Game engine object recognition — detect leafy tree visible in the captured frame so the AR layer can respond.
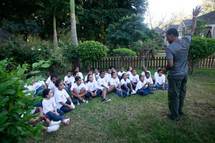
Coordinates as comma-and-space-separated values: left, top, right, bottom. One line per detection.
70, 0, 78, 46
76, 0, 148, 43
107, 15, 153, 48
38, 0, 69, 48
202, 0, 215, 13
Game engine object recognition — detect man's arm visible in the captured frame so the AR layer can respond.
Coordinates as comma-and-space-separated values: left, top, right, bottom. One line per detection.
190, 6, 202, 36
165, 47, 174, 70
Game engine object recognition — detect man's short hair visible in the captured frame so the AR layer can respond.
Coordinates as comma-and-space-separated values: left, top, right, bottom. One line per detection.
166, 28, 179, 37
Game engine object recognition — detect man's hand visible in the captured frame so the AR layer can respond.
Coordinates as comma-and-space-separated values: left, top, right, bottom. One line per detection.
193, 6, 202, 17
191, 6, 202, 35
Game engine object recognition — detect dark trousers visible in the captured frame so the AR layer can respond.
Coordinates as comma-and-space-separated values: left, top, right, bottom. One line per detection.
60, 100, 72, 113
46, 109, 64, 121
168, 76, 187, 118
136, 87, 151, 96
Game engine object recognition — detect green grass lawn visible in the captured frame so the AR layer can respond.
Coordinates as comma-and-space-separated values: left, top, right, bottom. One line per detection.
41, 69, 215, 143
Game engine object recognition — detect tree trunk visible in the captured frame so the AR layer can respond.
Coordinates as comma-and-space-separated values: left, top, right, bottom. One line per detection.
70, 0, 78, 46
53, 14, 58, 48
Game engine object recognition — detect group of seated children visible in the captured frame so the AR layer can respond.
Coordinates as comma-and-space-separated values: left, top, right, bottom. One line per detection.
27, 66, 167, 133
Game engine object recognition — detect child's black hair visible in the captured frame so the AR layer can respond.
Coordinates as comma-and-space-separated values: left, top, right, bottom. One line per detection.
121, 73, 127, 80
158, 69, 163, 73
145, 71, 150, 76
86, 74, 92, 83
75, 76, 81, 82
111, 71, 116, 76
55, 79, 62, 88
50, 74, 58, 80
42, 89, 50, 98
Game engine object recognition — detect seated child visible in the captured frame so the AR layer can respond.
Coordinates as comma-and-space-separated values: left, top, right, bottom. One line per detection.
118, 67, 126, 79
154, 69, 166, 90
97, 71, 112, 102
74, 67, 84, 80
145, 71, 154, 88
120, 73, 136, 96
85, 74, 103, 98
47, 74, 58, 94
94, 68, 100, 81
153, 67, 161, 82
64, 71, 75, 89
109, 71, 120, 92
126, 66, 133, 79
129, 69, 139, 89
84, 70, 96, 82
42, 89, 70, 125
71, 76, 88, 104
55, 79, 75, 113
105, 69, 112, 83
135, 75, 152, 96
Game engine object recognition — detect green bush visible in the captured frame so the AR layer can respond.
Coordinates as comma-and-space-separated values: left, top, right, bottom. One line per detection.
0, 36, 51, 65
189, 37, 215, 62
189, 37, 215, 72
77, 41, 108, 65
0, 60, 42, 142
112, 48, 136, 56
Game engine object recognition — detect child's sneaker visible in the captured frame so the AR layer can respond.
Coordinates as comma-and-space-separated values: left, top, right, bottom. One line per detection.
62, 118, 70, 125
131, 90, 136, 95
102, 98, 111, 103
50, 120, 61, 126
47, 125, 60, 133
83, 99, 88, 104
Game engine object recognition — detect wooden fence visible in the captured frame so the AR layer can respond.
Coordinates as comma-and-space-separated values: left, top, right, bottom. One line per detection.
91, 56, 215, 70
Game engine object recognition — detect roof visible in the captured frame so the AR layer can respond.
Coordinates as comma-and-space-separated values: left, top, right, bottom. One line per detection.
166, 24, 179, 31
198, 11, 215, 24
154, 27, 164, 34
182, 19, 192, 27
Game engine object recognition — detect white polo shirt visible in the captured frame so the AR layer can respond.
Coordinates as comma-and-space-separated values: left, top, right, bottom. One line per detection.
54, 89, 70, 109
42, 97, 56, 114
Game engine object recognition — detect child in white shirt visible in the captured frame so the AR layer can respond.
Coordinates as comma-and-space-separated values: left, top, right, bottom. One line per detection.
129, 69, 139, 88
55, 79, 75, 113
154, 69, 166, 90
126, 66, 133, 79
47, 75, 58, 94
120, 73, 135, 95
97, 71, 111, 102
84, 70, 96, 82
135, 75, 152, 96
94, 68, 100, 81
64, 71, 75, 88
74, 67, 84, 80
71, 76, 88, 104
109, 71, 120, 92
85, 74, 102, 98
118, 67, 126, 79
145, 71, 154, 86
42, 89, 70, 124
105, 69, 112, 83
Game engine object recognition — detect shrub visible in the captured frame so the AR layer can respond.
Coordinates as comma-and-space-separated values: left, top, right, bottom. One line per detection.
112, 48, 136, 56
0, 60, 42, 142
189, 37, 215, 73
0, 36, 51, 65
77, 41, 108, 66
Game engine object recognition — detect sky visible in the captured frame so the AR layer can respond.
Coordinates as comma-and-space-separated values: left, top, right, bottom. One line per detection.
144, 0, 203, 28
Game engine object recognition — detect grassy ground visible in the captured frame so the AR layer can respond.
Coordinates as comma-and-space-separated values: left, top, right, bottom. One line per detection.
41, 69, 215, 143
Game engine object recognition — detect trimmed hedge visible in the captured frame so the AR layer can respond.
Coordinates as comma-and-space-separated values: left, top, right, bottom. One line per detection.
112, 48, 136, 56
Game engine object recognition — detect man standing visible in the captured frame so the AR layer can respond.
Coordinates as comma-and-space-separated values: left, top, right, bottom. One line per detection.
165, 7, 201, 121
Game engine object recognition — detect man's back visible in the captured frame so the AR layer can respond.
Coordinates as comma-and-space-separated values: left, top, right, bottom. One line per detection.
166, 37, 191, 79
